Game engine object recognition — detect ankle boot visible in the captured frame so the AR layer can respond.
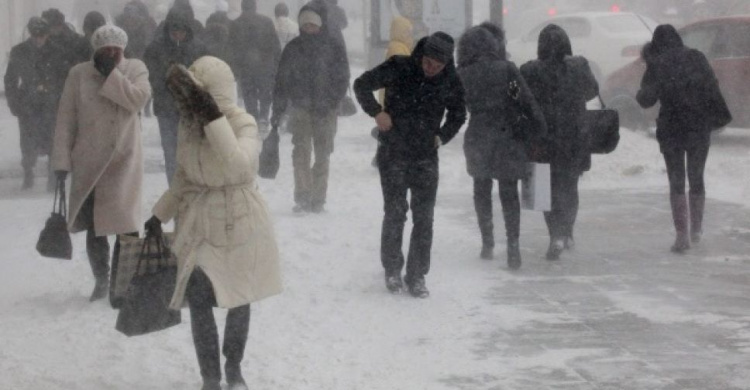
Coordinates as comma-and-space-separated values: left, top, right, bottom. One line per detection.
670, 194, 690, 253
507, 239, 521, 270
546, 238, 564, 260
479, 223, 494, 260
89, 276, 109, 302
689, 193, 705, 243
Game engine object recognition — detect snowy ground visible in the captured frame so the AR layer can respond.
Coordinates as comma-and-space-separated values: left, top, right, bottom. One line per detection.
2, 84, 750, 389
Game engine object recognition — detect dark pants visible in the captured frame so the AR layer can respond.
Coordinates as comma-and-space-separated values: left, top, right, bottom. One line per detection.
18, 109, 54, 171
662, 140, 710, 197
157, 115, 180, 185
79, 192, 135, 280
186, 268, 251, 382
241, 78, 272, 122
473, 178, 521, 248
379, 157, 438, 281
544, 167, 580, 240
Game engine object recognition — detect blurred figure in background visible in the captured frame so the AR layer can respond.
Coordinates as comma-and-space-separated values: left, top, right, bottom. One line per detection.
115, 0, 158, 60
4, 17, 65, 190
81, 12, 107, 59
42, 8, 90, 66
145, 7, 209, 184
310, 0, 349, 65
273, 2, 299, 50
204, 11, 233, 64
271, 3, 349, 213
637, 24, 730, 253
229, 0, 281, 129
52, 25, 151, 301
520, 24, 598, 261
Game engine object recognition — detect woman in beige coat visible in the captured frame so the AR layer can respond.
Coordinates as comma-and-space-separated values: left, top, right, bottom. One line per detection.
146, 56, 281, 390
52, 25, 151, 301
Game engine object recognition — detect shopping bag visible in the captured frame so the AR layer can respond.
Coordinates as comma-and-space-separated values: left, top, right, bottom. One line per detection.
584, 95, 620, 154
258, 125, 280, 179
110, 233, 176, 309
337, 87, 357, 117
115, 231, 181, 337
521, 163, 551, 211
36, 179, 72, 260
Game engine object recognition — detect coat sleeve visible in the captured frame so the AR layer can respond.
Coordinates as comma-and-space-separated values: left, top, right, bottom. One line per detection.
512, 63, 548, 137
270, 45, 293, 126
51, 66, 80, 172
578, 57, 599, 102
437, 70, 467, 145
4, 46, 23, 116
99, 60, 152, 113
353, 57, 401, 117
637, 61, 660, 109
204, 115, 260, 176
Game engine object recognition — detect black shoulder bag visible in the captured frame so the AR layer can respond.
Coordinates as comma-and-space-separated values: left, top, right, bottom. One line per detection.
36, 179, 72, 260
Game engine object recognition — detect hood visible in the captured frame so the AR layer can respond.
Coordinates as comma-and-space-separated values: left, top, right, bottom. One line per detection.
389, 16, 413, 48
163, 7, 195, 43
650, 24, 684, 56
537, 24, 572, 62
457, 26, 500, 68
298, 2, 329, 35
188, 56, 243, 120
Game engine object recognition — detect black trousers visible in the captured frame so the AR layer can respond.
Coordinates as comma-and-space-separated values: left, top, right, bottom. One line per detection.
186, 268, 251, 381
379, 157, 438, 281
241, 78, 272, 122
544, 167, 580, 240
473, 178, 521, 248
662, 138, 710, 196
79, 193, 135, 279
18, 109, 54, 171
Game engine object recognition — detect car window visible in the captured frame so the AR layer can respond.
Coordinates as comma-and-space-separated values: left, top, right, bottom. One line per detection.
524, 17, 591, 42
725, 24, 750, 58
680, 25, 721, 58
597, 14, 650, 34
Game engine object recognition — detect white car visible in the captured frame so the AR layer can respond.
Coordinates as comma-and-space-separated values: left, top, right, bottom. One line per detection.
506, 12, 658, 82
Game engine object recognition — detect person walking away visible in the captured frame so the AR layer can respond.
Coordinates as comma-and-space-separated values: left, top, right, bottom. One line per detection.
520, 24, 598, 261
273, 2, 299, 50
204, 11, 233, 64
229, 0, 282, 130
4, 18, 65, 190
636, 24, 730, 253
52, 25, 152, 301
270, 4, 350, 213
146, 56, 282, 390
353, 32, 467, 297
145, 8, 208, 184
116, 0, 158, 61
457, 25, 547, 269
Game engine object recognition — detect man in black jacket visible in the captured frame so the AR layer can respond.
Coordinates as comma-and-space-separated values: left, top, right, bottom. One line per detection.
353, 32, 466, 298
270, 3, 349, 214
229, 0, 281, 127
144, 8, 208, 184
4, 17, 67, 190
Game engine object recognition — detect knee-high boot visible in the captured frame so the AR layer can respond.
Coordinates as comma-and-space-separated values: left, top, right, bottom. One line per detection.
187, 271, 222, 388
474, 179, 494, 259
670, 193, 690, 253
500, 181, 521, 269
689, 193, 705, 243
223, 305, 251, 389
86, 229, 110, 301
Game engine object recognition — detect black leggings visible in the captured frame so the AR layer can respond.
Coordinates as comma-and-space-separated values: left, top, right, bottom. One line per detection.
662, 143, 710, 196
473, 178, 521, 246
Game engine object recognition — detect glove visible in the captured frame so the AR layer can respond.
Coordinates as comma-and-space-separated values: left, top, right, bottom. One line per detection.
189, 87, 223, 126
55, 170, 68, 181
166, 64, 222, 126
93, 50, 118, 77
144, 215, 162, 236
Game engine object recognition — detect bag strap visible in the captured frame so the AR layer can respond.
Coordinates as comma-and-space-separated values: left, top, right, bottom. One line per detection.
53, 179, 67, 217
136, 230, 169, 274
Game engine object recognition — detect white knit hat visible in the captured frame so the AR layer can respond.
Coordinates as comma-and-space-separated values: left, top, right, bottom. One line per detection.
299, 10, 322, 28
91, 25, 128, 52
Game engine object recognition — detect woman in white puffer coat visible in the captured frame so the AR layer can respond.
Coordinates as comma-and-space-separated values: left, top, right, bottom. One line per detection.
146, 56, 282, 390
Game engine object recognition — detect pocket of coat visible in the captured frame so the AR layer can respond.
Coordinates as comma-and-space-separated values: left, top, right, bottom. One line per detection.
206, 200, 251, 248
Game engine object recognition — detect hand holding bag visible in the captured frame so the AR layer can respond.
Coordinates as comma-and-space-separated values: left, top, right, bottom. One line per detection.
110, 232, 176, 309
584, 95, 620, 154
36, 178, 72, 260
258, 125, 280, 179
115, 230, 181, 337
337, 87, 357, 117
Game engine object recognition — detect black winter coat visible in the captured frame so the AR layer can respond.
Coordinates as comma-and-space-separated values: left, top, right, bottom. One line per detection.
4, 39, 67, 117
354, 38, 466, 162
144, 10, 208, 117
458, 27, 546, 180
271, 6, 350, 124
637, 27, 730, 151
229, 10, 281, 85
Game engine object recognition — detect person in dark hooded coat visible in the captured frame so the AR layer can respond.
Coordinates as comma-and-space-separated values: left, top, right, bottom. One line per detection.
115, 0, 158, 60
42, 9, 91, 72
354, 32, 466, 298
457, 25, 547, 269
636, 24, 731, 253
144, 7, 208, 184
520, 24, 598, 261
204, 11, 232, 64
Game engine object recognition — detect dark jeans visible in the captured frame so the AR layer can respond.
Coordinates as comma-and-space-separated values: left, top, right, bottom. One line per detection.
473, 178, 521, 248
186, 268, 251, 382
379, 157, 438, 281
18, 109, 54, 171
544, 167, 580, 240
662, 140, 710, 196
157, 115, 180, 185
241, 78, 272, 122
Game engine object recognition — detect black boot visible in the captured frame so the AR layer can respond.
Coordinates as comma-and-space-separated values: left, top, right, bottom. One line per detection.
187, 271, 222, 386
689, 193, 705, 243
224, 305, 250, 390
546, 238, 564, 261
201, 379, 221, 390
474, 179, 494, 260
22, 168, 34, 190
89, 276, 109, 302
670, 194, 690, 253
507, 239, 521, 270
86, 229, 110, 302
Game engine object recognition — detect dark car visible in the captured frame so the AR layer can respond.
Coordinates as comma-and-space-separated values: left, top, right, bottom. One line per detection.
602, 16, 750, 130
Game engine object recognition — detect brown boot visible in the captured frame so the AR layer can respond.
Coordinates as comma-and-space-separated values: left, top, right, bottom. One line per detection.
670, 194, 690, 253
689, 194, 705, 243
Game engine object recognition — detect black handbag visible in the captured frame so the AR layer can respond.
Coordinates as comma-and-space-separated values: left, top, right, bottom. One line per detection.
36, 179, 72, 260
115, 231, 181, 337
337, 87, 357, 117
584, 95, 620, 154
258, 125, 280, 179
508, 78, 550, 163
